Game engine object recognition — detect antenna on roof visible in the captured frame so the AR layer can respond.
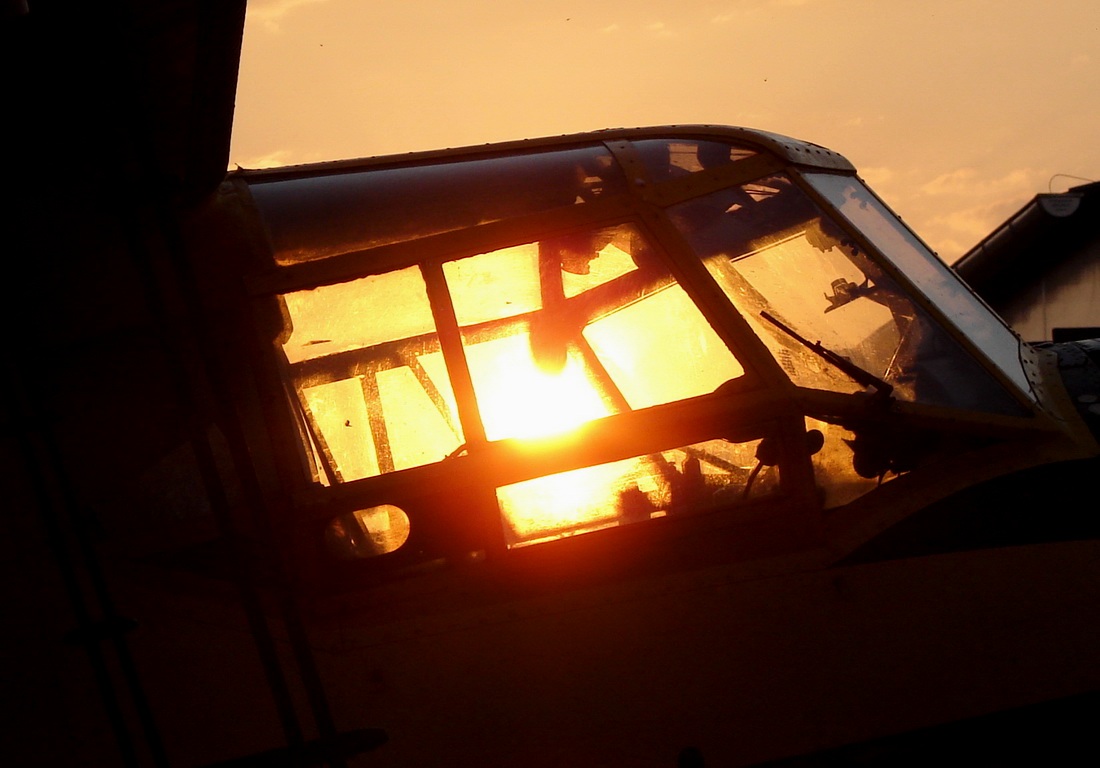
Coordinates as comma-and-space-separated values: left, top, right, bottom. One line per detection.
1048, 173, 1096, 193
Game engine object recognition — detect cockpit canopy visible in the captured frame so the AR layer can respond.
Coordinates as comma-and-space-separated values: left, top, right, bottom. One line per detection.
236, 127, 1036, 562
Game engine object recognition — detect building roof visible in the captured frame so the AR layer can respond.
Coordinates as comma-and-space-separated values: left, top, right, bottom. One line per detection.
953, 180, 1100, 309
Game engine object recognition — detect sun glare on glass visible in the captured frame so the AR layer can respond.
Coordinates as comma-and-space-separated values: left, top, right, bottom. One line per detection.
466, 333, 612, 442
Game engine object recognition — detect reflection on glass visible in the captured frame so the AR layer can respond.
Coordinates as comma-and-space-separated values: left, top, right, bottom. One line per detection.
447, 224, 750, 540
279, 218, 758, 553
280, 267, 462, 483
444, 244, 542, 326
584, 283, 744, 409
375, 357, 461, 469
560, 230, 641, 297
324, 504, 411, 559
447, 224, 746, 442
804, 173, 1031, 402
302, 378, 379, 480
498, 438, 776, 548
632, 139, 757, 182
282, 266, 436, 364
712, 229, 901, 396
671, 175, 1026, 414
806, 417, 883, 507
464, 333, 612, 441
253, 145, 628, 265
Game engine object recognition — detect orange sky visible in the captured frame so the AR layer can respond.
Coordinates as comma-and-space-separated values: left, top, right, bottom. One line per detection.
230, 0, 1099, 263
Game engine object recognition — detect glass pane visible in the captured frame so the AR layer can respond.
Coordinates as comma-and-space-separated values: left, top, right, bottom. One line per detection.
251, 146, 627, 265
632, 139, 757, 183
445, 243, 542, 325
806, 417, 883, 509
671, 175, 1027, 414
376, 355, 461, 471
302, 378, 380, 481
498, 437, 777, 548
445, 224, 747, 443
280, 267, 462, 483
584, 283, 744, 409
463, 332, 613, 442
719, 230, 900, 395
805, 173, 1032, 402
560, 228, 644, 297
324, 504, 411, 559
281, 266, 435, 364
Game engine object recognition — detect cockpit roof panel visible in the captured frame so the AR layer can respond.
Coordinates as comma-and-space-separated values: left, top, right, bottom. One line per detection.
233, 125, 856, 182
238, 123, 1043, 431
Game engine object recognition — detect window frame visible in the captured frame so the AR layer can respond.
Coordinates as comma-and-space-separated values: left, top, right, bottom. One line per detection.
249, 203, 819, 572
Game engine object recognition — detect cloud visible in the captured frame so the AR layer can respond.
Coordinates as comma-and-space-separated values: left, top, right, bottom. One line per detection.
936, 202, 1014, 251
234, 149, 296, 169
247, 0, 329, 33
840, 115, 886, 129
910, 167, 1039, 260
920, 167, 1032, 198
712, 0, 816, 25
858, 165, 895, 186
646, 21, 677, 39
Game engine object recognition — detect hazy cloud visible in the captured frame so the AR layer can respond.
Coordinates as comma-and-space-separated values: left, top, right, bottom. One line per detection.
858, 165, 895, 186
924, 201, 1017, 261
235, 149, 296, 169
915, 167, 1037, 260
646, 21, 677, 39
231, 0, 1099, 262
247, 0, 329, 33
712, 0, 817, 18
840, 115, 886, 128
921, 167, 1032, 198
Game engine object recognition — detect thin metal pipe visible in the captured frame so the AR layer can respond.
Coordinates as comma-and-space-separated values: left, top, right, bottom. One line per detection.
4, 374, 141, 768
151, 200, 351, 766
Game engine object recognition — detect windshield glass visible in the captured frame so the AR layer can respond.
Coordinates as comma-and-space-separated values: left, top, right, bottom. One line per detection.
804, 173, 1033, 400
669, 175, 1027, 415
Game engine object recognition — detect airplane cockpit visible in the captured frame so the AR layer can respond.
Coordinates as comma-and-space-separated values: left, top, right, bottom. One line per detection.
11, 0, 1098, 756
205, 126, 1091, 588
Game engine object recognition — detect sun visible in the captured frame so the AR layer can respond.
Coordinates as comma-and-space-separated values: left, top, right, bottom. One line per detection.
468, 335, 612, 442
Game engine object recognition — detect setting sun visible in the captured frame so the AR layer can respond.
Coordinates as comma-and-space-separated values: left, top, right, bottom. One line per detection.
465, 334, 613, 442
